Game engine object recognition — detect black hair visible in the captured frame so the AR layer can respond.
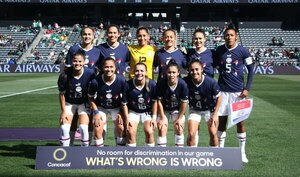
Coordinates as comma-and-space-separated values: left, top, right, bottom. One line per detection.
224, 27, 238, 35
136, 26, 149, 36
106, 24, 120, 35
95, 56, 117, 76
166, 59, 179, 71
163, 28, 177, 37
193, 28, 206, 38
188, 59, 203, 71
80, 26, 94, 36
188, 58, 204, 72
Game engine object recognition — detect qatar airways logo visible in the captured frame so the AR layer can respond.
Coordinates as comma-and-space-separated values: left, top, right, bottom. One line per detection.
0, 64, 61, 73
190, 0, 239, 3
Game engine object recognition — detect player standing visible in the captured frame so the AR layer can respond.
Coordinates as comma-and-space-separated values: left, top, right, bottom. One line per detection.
57, 52, 95, 147
123, 63, 157, 147
65, 26, 101, 69
184, 59, 222, 147
96, 24, 130, 77
154, 28, 187, 81
213, 27, 254, 163
128, 26, 156, 79
156, 59, 189, 147
186, 28, 214, 78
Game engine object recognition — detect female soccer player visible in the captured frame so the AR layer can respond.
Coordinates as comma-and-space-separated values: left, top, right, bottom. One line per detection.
213, 27, 254, 163
184, 59, 222, 147
88, 57, 127, 146
128, 26, 156, 79
123, 63, 157, 147
65, 26, 101, 69
57, 52, 95, 147
186, 28, 214, 78
64, 27, 101, 143
154, 28, 187, 81
96, 24, 130, 77
156, 59, 189, 147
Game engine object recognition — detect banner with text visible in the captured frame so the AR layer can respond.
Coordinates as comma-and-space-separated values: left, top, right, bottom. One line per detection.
1, 64, 299, 74
35, 146, 242, 170
227, 98, 253, 129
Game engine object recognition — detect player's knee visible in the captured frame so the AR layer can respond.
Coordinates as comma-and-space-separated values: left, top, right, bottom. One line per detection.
127, 125, 136, 136
144, 128, 154, 138
188, 131, 197, 139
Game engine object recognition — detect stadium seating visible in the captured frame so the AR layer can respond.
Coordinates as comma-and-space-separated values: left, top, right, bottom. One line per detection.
0, 26, 38, 64
1, 22, 299, 66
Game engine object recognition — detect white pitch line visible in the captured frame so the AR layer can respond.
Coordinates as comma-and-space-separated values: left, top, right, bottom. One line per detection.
0, 86, 57, 99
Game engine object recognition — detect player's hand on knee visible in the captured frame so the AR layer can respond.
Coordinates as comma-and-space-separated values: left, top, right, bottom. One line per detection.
150, 119, 157, 129
117, 115, 123, 125
93, 112, 102, 128
59, 112, 68, 124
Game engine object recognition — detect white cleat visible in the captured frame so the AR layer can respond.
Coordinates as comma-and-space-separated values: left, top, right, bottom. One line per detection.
242, 153, 249, 163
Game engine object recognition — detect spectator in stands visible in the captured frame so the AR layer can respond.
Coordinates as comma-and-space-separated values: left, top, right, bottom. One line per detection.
95, 22, 106, 45
272, 37, 279, 46
123, 62, 157, 147
293, 47, 300, 60
57, 51, 95, 147
180, 25, 186, 33
278, 37, 285, 46
186, 28, 214, 78
37, 20, 43, 29
213, 27, 254, 163
154, 28, 187, 81
32, 20, 37, 31
128, 26, 157, 79
156, 59, 188, 147
8, 58, 16, 64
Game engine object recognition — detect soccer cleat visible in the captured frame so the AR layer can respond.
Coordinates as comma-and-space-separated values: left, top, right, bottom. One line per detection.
74, 128, 81, 140
242, 153, 249, 163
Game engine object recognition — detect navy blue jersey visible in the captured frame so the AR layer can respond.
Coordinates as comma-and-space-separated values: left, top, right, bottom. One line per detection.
156, 78, 189, 111
154, 48, 187, 81
213, 44, 253, 92
124, 79, 157, 113
96, 42, 130, 76
183, 75, 220, 112
65, 44, 101, 69
187, 48, 214, 78
88, 75, 126, 109
58, 67, 95, 104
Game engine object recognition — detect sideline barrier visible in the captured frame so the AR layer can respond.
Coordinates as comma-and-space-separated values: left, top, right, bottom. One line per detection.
35, 146, 242, 170
1, 64, 300, 75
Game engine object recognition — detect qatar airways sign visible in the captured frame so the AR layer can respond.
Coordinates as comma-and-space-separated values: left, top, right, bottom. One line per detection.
0, 64, 61, 73
0, 65, 299, 74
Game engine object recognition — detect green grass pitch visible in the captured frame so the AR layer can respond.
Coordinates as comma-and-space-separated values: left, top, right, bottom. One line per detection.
0, 73, 299, 177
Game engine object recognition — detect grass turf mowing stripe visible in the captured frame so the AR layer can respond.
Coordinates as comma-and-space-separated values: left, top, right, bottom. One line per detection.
0, 86, 57, 99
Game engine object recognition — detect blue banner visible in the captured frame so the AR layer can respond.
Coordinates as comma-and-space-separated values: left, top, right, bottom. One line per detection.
35, 146, 242, 170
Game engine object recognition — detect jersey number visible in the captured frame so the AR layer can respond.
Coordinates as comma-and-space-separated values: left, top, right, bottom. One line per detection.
196, 101, 202, 109
139, 56, 146, 62
225, 63, 231, 73
138, 103, 147, 110
106, 99, 112, 107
